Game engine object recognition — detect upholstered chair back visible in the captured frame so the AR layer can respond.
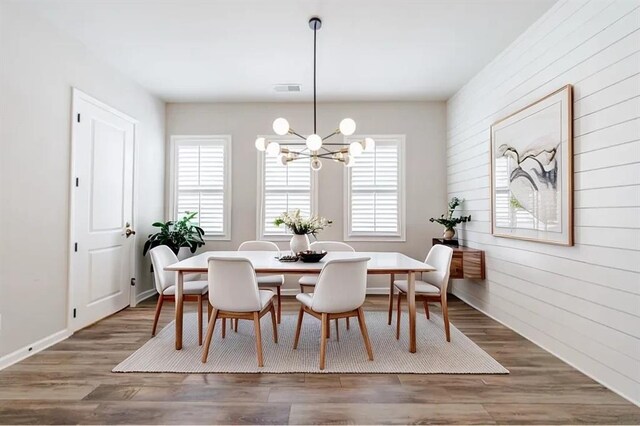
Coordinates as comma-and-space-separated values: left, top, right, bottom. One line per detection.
311, 257, 370, 313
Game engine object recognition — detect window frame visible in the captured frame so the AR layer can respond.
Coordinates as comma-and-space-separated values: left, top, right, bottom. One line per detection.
343, 134, 406, 242
256, 135, 318, 241
168, 135, 232, 241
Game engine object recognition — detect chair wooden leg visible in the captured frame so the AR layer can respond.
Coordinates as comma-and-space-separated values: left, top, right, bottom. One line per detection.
293, 305, 304, 349
441, 296, 451, 342
269, 303, 278, 343
276, 287, 282, 324
357, 308, 374, 361
234, 319, 238, 332
396, 291, 402, 340
423, 299, 430, 319
207, 301, 212, 320
335, 319, 340, 341
151, 295, 164, 337
253, 312, 264, 367
197, 295, 203, 346
319, 313, 328, 370
346, 317, 350, 330
222, 318, 226, 339
201, 309, 218, 363
387, 273, 395, 325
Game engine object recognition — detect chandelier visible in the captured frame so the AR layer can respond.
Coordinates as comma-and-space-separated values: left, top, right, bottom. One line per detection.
255, 17, 374, 171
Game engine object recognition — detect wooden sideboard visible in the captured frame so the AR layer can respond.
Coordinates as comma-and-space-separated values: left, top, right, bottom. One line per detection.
432, 239, 485, 280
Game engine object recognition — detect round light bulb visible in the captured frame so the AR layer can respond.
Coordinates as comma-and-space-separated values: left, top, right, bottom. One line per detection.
349, 141, 364, 156
364, 137, 375, 152
266, 141, 281, 156
344, 154, 356, 168
255, 137, 267, 151
277, 153, 289, 166
306, 134, 323, 151
272, 117, 290, 136
310, 157, 323, 171
339, 118, 356, 136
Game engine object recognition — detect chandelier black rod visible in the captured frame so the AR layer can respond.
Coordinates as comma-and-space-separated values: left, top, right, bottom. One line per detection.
313, 19, 317, 135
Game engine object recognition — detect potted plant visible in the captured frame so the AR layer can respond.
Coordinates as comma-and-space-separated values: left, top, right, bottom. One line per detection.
143, 211, 206, 259
429, 197, 471, 240
274, 209, 332, 254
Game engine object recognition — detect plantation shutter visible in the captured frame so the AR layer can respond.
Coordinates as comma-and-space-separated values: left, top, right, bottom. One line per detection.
261, 143, 313, 237
173, 137, 230, 238
347, 137, 404, 239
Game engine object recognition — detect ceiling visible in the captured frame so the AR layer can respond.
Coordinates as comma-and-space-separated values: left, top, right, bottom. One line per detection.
21, 0, 556, 102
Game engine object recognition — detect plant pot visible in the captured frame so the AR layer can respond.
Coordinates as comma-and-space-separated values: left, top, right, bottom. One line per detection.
443, 228, 455, 240
177, 247, 195, 260
290, 234, 310, 255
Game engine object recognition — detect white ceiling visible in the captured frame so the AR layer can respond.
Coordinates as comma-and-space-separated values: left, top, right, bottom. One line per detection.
22, 0, 556, 102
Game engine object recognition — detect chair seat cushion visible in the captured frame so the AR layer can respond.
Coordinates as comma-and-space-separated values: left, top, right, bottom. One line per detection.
259, 289, 275, 309
394, 280, 440, 295
298, 275, 318, 286
295, 292, 314, 308
163, 280, 209, 296
257, 275, 284, 287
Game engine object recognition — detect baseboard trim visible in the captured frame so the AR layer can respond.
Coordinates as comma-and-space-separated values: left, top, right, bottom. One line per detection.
281, 287, 390, 296
135, 288, 158, 305
0, 329, 71, 371
452, 287, 640, 408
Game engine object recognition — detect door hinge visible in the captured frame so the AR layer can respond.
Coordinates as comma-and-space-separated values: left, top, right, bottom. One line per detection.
72, 308, 77, 318
75, 177, 79, 187
77, 113, 81, 123
74, 242, 78, 252
130, 278, 136, 287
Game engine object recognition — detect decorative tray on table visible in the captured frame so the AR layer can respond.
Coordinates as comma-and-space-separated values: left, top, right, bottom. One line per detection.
277, 254, 299, 262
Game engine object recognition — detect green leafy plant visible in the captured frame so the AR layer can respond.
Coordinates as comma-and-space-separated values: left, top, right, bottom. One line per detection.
143, 211, 205, 256
429, 197, 471, 231
274, 209, 332, 236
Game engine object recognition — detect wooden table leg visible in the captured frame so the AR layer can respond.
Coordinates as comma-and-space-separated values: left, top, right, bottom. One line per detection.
408, 271, 417, 353
175, 271, 184, 350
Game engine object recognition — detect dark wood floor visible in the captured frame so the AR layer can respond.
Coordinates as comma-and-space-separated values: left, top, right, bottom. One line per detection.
0, 295, 638, 424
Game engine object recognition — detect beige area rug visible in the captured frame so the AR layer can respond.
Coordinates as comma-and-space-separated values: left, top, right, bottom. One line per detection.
113, 311, 508, 374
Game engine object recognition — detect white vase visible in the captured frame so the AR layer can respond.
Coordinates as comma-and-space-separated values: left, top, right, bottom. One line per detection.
290, 234, 310, 255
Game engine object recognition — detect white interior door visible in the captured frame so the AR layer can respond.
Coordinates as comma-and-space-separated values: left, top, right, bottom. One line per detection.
69, 89, 136, 331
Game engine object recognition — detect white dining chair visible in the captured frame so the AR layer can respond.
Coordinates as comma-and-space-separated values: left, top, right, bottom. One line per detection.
149, 245, 209, 345
298, 241, 355, 336
238, 241, 284, 324
298, 241, 355, 291
293, 257, 373, 370
202, 256, 278, 367
390, 244, 454, 342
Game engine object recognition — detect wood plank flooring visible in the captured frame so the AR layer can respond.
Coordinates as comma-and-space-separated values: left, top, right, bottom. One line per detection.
0, 295, 638, 424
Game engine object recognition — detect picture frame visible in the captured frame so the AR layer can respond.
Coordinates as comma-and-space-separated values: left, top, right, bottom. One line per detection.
490, 85, 573, 246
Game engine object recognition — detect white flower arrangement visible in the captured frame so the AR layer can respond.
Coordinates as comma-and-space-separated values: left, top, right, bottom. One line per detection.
274, 209, 332, 236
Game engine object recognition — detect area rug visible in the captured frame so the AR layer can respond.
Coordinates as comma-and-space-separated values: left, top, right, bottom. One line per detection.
113, 311, 508, 374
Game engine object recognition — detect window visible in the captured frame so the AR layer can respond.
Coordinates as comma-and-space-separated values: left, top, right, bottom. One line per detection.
345, 135, 405, 241
258, 137, 316, 240
170, 135, 231, 240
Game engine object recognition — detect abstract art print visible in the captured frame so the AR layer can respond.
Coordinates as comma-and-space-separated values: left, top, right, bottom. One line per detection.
490, 85, 573, 246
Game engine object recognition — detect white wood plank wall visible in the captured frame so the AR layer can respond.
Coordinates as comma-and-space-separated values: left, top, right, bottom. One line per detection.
446, 0, 640, 405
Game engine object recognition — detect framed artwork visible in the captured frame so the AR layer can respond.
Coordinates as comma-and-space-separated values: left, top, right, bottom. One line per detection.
490, 85, 573, 246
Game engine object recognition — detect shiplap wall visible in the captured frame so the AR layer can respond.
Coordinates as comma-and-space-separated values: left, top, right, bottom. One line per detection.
446, 0, 640, 405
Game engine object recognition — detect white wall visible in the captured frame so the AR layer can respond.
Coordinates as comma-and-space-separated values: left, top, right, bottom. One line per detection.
446, 0, 640, 405
0, 2, 165, 359
166, 101, 447, 291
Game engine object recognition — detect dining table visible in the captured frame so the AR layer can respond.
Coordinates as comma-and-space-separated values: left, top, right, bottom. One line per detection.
165, 251, 435, 353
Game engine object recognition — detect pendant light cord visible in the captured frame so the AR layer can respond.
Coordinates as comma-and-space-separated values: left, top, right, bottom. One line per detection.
313, 22, 317, 135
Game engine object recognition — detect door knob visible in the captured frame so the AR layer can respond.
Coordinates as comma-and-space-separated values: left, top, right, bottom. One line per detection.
124, 222, 136, 238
